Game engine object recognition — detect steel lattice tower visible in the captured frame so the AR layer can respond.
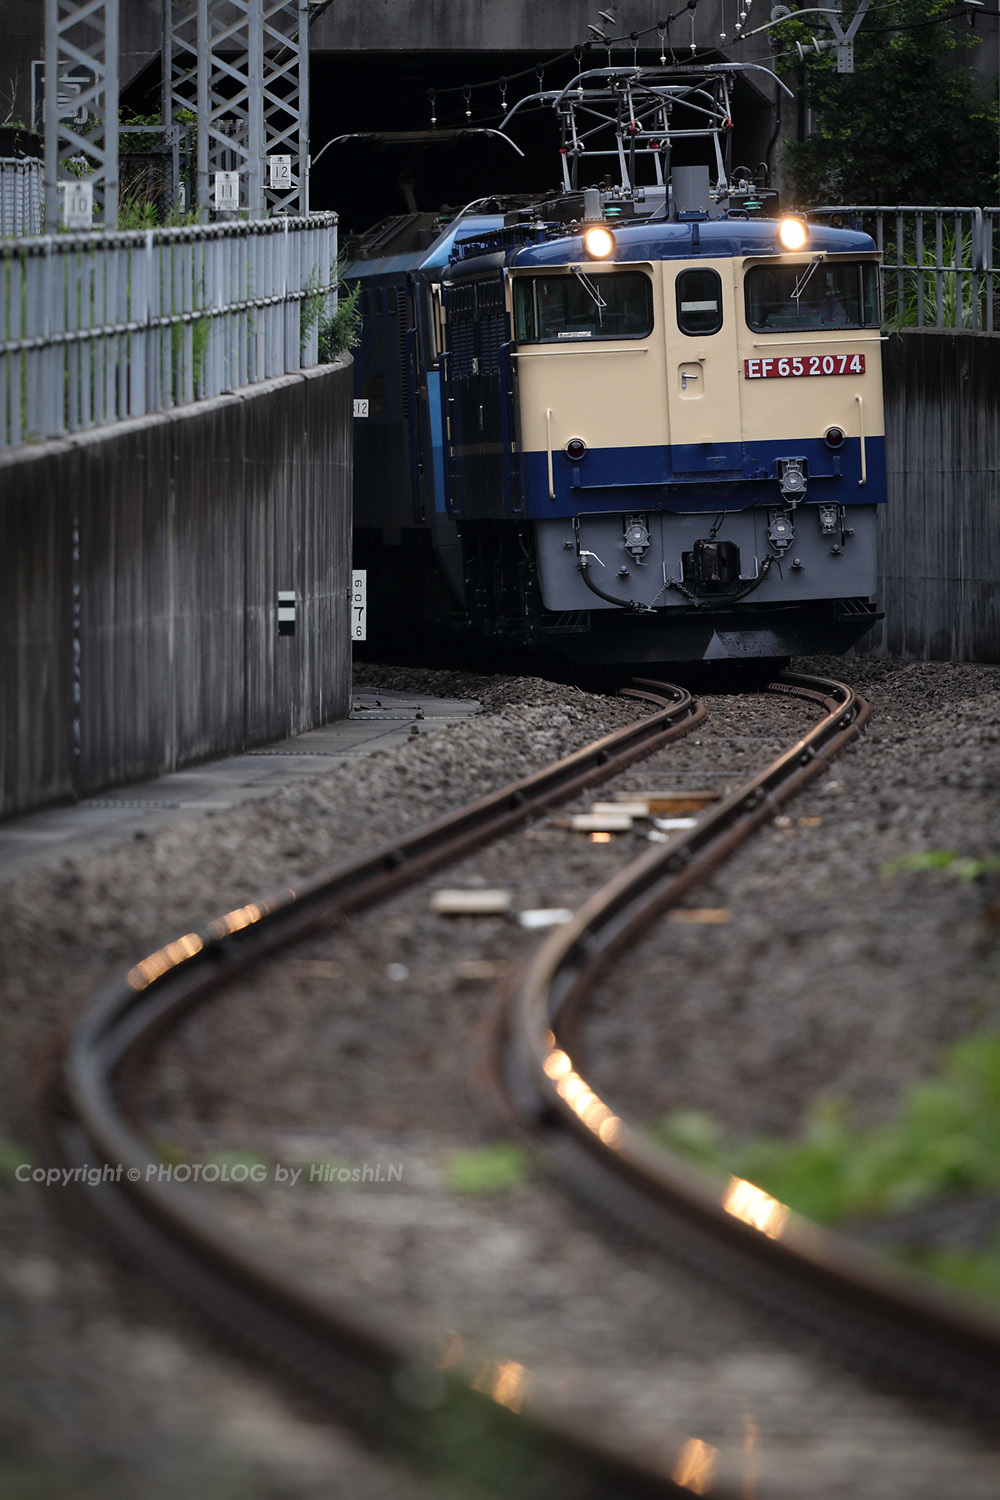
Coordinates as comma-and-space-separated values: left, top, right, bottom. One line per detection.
164, 0, 309, 219
44, 0, 120, 231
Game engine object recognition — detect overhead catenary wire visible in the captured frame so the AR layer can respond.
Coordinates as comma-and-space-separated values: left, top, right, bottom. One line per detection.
423, 0, 981, 131
425, 4, 708, 106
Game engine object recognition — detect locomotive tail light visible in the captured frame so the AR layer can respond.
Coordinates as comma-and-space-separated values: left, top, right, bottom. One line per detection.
565, 437, 588, 462
583, 225, 615, 259
824, 426, 846, 449
777, 214, 809, 252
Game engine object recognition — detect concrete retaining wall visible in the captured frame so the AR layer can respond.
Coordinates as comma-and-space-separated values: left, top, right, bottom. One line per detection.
2, 328, 995, 820
1, 358, 353, 818
875, 330, 1000, 663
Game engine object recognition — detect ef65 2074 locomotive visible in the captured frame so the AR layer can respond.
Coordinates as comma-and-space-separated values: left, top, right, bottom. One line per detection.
346, 65, 885, 665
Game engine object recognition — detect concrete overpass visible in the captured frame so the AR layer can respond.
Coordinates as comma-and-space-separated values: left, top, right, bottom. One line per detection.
8, 2, 774, 85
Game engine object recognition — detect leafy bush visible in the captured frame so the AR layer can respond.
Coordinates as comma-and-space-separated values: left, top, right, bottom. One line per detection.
318, 279, 362, 362
775, 0, 999, 205
654, 1035, 1000, 1220
650, 1034, 1000, 1302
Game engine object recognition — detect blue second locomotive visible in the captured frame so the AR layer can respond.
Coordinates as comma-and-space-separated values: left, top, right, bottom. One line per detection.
345, 66, 885, 664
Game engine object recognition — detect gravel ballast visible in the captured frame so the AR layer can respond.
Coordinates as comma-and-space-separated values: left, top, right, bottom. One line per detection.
2, 657, 999, 1497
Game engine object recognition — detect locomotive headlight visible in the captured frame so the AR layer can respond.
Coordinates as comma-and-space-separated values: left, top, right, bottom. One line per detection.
778, 214, 809, 251
583, 225, 615, 259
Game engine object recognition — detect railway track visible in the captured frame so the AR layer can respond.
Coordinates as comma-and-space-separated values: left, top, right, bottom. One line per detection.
51, 678, 703, 1500
43, 670, 1000, 1497
505, 673, 1000, 1421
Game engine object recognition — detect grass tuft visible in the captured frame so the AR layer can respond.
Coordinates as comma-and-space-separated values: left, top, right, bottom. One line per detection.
650, 1034, 1000, 1302
444, 1143, 530, 1196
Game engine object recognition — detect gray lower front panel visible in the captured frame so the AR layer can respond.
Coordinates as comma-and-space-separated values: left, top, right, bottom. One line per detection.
534, 505, 879, 612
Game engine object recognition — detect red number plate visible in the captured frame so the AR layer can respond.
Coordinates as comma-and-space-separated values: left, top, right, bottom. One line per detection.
744, 353, 866, 379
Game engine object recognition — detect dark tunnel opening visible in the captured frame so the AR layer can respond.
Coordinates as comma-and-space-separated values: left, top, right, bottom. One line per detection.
123, 48, 777, 236
309, 50, 776, 232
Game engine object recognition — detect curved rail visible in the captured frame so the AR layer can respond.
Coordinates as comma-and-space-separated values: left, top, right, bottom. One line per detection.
52, 681, 722, 1500
508, 672, 1000, 1415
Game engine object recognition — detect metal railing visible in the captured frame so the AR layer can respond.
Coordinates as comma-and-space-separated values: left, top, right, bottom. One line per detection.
1, 159, 44, 240
813, 205, 1000, 331
0, 213, 337, 450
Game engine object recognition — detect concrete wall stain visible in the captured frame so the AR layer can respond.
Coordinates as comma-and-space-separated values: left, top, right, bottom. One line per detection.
874, 330, 1000, 664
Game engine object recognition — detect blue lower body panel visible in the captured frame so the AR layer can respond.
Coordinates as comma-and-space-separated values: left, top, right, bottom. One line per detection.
518, 436, 885, 517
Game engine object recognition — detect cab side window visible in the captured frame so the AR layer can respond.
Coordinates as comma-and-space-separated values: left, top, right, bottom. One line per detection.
676, 268, 723, 336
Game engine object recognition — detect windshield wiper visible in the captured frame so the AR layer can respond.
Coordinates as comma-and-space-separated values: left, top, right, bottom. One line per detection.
790, 253, 823, 303
574, 270, 608, 325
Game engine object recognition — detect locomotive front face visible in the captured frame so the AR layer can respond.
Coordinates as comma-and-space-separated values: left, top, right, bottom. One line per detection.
503, 225, 884, 661
348, 65, 885, 667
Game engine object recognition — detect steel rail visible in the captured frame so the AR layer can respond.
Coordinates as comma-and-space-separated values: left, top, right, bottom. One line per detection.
52, 680, 727, 1500
509, 672, 1000, 1415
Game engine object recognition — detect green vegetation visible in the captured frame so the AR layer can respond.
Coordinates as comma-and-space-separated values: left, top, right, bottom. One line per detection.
879, 222, 982, 331
117, 194, 161, 231
882, 850, 1000, 881
900, 1237, 1000, 1299
774, 0, 999, 205
117, 191, 200, 232
318, 279, 363, 362
169, 306, 212, 399
190, 313, 212, 391
105, 109, 199, 227
299, 266, 326, 352
444, 1142, 531, 1195
300, 259, 363, 364
650, 1034, 1000, 1302
0, 1139, 30, 1177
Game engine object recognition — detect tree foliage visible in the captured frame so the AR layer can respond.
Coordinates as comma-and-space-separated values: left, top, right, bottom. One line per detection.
776, 0, 998, 205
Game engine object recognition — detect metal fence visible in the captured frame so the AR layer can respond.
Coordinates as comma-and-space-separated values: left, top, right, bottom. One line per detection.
1, 158, 44, 240
814, 206, 1000, 331
0, 213, 337, 450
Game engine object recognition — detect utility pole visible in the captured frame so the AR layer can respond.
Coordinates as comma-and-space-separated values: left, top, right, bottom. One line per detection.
164, 0, 310, 220
43, 0, 120, 232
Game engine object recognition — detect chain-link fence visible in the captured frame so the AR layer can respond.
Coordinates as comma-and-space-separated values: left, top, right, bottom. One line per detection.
0, 159, 44, 240
0, 213, 337, 449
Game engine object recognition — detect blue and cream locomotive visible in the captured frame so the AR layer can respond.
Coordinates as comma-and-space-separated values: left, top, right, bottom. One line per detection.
346, 66, 884, 664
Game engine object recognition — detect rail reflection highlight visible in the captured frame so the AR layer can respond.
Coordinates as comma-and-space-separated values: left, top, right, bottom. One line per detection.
543, 1048, 624, 1144
722, 1176, 790, 1239
672, 1436, 718, 1494
126, 933, 203, 991
472, 1357, 531, 1413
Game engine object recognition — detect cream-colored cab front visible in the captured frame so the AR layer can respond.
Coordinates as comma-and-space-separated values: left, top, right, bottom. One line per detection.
735, 253, 885, 446
661, 258, 743, 454
510, 262, 669, 466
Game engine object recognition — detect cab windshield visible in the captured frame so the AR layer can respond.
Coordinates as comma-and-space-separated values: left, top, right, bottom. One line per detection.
745, 261, 880, 332
513, 272, 653, 342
